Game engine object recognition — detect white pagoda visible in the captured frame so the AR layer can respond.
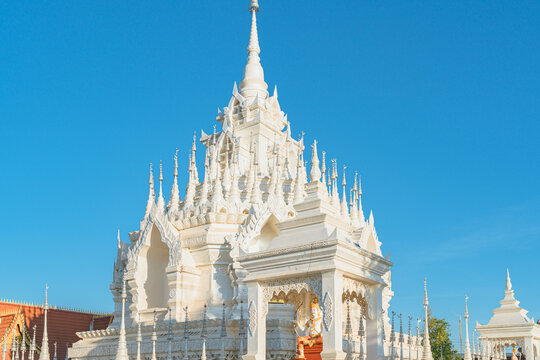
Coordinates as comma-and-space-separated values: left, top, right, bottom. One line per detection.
69, 1, 425, 359
476, 270, 540, 360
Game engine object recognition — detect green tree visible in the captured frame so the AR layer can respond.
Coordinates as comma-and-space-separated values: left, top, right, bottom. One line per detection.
424, 310, 456, 360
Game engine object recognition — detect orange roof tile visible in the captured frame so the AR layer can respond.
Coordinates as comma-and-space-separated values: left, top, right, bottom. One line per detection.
0, 302, 113, 360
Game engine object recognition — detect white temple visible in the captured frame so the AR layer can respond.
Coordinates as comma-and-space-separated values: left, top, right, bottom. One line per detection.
476, 270, 540, 360
69, 1, 428, 359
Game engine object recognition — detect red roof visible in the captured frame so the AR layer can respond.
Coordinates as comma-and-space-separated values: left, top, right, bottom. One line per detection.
0, 302, 113, 360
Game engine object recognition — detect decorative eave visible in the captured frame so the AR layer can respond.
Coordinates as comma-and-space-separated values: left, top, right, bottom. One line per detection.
238, 238, 392, 285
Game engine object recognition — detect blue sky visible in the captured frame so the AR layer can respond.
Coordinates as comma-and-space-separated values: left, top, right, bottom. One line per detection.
1, 0, 539, 346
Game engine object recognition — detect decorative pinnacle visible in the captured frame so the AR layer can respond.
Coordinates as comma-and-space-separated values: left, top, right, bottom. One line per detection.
506, 268, 512, 290
240, 0, 267, 99
45, 284, 49, 309
464, 295, 469, 319
249, 0, 259, 12
309, 140, 321, 182
174, 149, 178, 177
423, 278, 429, 307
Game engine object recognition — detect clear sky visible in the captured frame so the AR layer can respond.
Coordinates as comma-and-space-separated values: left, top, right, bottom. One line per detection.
1, 0, 539, 346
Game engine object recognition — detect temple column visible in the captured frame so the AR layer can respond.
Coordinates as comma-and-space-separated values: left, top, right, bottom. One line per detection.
320, 270, 346, 360
366, 284, 385, 360
243, 281, 265, 360
166, 264, 201, 321
524, 338, 534, 360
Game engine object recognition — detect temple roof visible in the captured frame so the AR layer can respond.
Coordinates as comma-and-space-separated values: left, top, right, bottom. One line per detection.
478, 270, 535, 329
0, 301, 112, 360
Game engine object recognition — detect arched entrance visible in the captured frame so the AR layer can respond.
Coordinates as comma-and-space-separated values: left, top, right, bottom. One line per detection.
136, 225, 170, 310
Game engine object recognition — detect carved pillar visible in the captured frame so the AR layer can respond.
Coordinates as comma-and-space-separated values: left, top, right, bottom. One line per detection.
243, 282, 266, 360
166, 264, 200, 321
320, 270, 346, 360
366, 284, 385, 360
524, 338, 534, 360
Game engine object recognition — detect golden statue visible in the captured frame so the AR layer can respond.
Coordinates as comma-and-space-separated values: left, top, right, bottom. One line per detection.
511, 346, 519, 360
294, 297, 324, 359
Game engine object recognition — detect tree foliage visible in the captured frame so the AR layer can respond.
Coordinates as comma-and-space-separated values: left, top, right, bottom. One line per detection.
425, 309, 457, 360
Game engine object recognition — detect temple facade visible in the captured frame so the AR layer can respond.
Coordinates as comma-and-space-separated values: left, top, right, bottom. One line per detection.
69, 1, 426, 360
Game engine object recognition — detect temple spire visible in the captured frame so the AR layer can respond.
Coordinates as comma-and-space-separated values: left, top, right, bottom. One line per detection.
168, 149, 180, 212
21, 326, 26, 360
341, 166, 348, 216
191, 132, 199, 183
239, 0, 268, 99
357, 176, 365, 224
421, 279, 433, 360
321, 151, 327, 187
115, 273, 128, 360
39, 284, 50, 360
506, 268, 512, 290
145, 163, 155, 215
157, 160, 165, 213
464, 296, 472, 360
30, 325, 37, 360
309, 140, 321, 182
2, 329, 7, 360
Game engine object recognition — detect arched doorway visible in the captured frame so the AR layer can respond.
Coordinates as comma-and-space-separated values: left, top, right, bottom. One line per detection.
136, 225, 170, 310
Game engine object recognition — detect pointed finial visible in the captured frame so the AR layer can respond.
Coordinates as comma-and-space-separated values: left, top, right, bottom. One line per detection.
249, 0, 259, 12
145, 163, 155, 215
174, 149, 178, 176
239, 0, 268, 99
506, 268, 512, 290
464, 295, 469, 319
159, 160, 163, 184
424, 278, 429, 307
168, 149, 180, 212
309, 140, 321, 182
321, 151, 327, 185
156, 160, 165, 213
